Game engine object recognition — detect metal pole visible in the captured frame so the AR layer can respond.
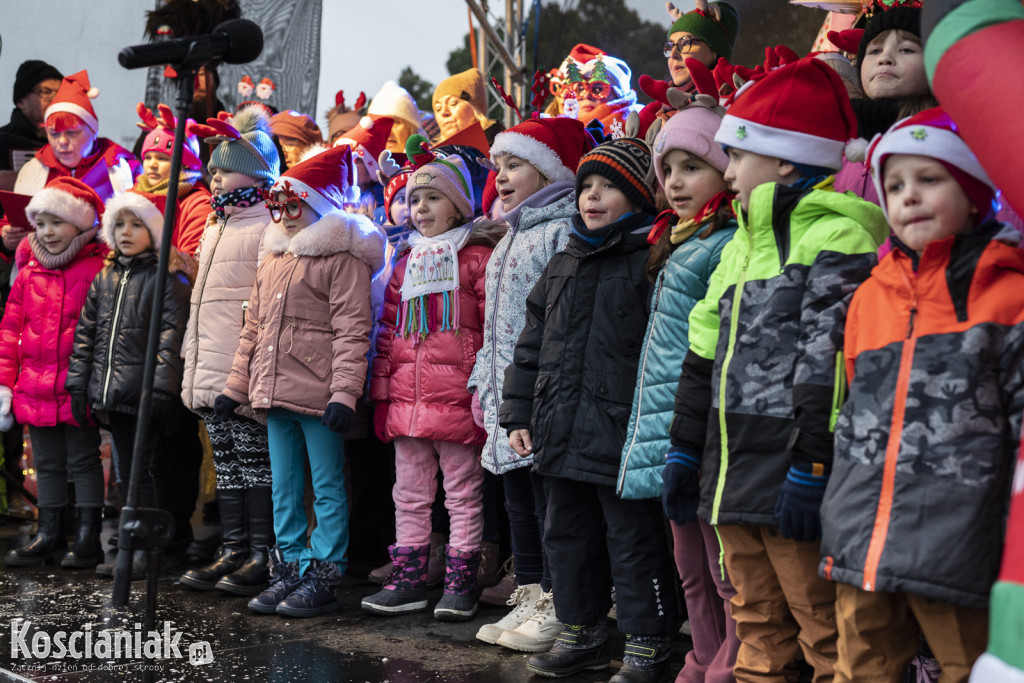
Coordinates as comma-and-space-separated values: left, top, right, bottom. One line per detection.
465, 0, 526, 86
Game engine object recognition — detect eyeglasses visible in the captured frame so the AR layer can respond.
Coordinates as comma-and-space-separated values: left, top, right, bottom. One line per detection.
265, 196, 303, 222
31, 87, 59, 98
562, 80, 612, 101
663, 37, 707, 59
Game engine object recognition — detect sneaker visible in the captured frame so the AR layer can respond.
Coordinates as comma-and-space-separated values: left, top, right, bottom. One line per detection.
608, 633, 672, 683
497, 589, 562, 653
275, 559, 343, 618
361, 544, 430, 616
526, 622, 610, 678
248, 547, 302, 614
433, 545, 481, 622
476, 583, 542, 644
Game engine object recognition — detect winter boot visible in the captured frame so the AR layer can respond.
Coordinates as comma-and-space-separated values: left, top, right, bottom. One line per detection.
526, 621, 610, 678
425, 532, 446, 588
95, 549, 148, 580
5, 506, 67, 567
179, 488, 247, 590
60, 507, 103, 568
480, 557, 516, 605
361, 544, 430, 616
216, 487, 274, 596
608, 634, 673, 683
367, 561, 393, 584
433, 545, 481, 622
276, 558, 344, 617
497, 589, 562, 652
248, 547, 302, 614
476, 583, 542, 644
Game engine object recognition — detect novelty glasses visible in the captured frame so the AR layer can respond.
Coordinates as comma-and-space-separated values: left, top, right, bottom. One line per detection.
265, 196, 303, 223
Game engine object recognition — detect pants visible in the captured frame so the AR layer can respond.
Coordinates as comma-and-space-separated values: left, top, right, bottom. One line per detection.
107, 411, 161, 509
28, 423, 103, 508
834, 582, 988, 683
266, 408, 349, 576
717, 524, 837, 683
393, 436, 483, 551
673, 519, 740, 683
201, 409, 271, 490
156, 403, 203, 534
543, 475, 678, 635
503, 465, 551, 591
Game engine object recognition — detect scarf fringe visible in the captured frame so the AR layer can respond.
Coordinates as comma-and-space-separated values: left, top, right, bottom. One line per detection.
396, 288, 461, 343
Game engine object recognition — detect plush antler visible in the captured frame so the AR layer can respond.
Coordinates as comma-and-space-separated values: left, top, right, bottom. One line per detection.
354, 92, 367, 111
335, 90, 346, 110
489, 75, 524, 122
638, 74, 671, 108
192, 117, 241, 143
686, 58, 719, 98
135, 102, 159, 132
378, 149, 402, 179
155, 104, 177, 131
665, 2, 683, 21
827, 29, 864, 54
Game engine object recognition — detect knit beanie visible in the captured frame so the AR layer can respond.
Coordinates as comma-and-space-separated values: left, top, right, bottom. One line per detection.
26, 177, 103, 232
668, 2, 740, 61
652, 105, 728, 188
368, 81, 424, 133
270, 110, 323, 148
490, 116, 596, 183
404, 134, 475, 219
384, 168, 412, 224
203, 105, 280, 185
269, 144, 359, 216
13, 60, 62, 104
856, 6, 922, 87
136, 102, 203, 171
100, 190, 167, 251
576, 137, 657, 215
44, 70, 99, 133
432, 68, 487, 116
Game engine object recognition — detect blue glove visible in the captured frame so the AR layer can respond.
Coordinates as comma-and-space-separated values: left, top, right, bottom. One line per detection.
213, 394, 241, 422
322, 402, 355, 434
661, 449, 702, 525
774, 464, 829, 543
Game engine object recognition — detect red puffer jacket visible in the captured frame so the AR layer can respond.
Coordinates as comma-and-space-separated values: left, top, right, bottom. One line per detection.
370, 242, 491, 446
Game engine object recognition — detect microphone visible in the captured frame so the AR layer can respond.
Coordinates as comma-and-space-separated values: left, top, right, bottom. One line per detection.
118, 19, 263, 70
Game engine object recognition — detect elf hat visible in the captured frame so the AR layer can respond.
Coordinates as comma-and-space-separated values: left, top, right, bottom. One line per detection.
432, 68, 487, 116
868, 107, 996, 222
338, 115, 394, 178
100, 190, 167, 251
270, 110, 323, 148
269, 144, 359, 216
404, 134, 475, 219
26, 177, 103, 232
44, 70, 99, 133
653, 104, 728, 188
714, 57, 858, 171
199, 105, 280, 185
576, 137, 657, 215
564, 44, 634, 100
490, 116, 595, 183
136, 102, 203, 171
668, 1, 740, 61
368, 81, 423, 130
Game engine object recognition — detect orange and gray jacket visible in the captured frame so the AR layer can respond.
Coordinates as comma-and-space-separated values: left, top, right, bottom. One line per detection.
820, 223, 1024, 609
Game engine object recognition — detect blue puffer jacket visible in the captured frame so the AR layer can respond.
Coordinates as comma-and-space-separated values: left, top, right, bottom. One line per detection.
616, 220, 737, 499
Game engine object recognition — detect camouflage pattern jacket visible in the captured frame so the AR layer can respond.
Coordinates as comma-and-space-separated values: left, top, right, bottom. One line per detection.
669, 181, 887, 526
820, 223, 1024, 609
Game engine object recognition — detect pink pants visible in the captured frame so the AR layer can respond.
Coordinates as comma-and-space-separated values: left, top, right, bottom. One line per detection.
393, 436, 484, 551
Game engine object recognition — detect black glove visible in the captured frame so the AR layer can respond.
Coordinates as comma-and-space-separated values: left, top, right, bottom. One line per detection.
70, 393, 89, 428
661, 448, 702, 525
213, 394, 241, 422
774, 464, 829, 543
149, 398, 177, 426
321, 402, 354, 434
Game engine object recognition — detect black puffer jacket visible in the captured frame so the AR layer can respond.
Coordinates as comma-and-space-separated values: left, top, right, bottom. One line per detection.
500, 213, 653, 486
66, 252, 192, 415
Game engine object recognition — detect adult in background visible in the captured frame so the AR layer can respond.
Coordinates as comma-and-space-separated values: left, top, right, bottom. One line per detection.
0, 60, 63, 174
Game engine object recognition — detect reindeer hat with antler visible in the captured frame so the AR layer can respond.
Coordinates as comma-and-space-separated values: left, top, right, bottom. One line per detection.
667, 1, 740, 61
192, 105, 280, 185
136, 102, 203, 171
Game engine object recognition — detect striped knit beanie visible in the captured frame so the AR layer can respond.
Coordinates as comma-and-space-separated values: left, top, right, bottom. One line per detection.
575, 137, 657, 215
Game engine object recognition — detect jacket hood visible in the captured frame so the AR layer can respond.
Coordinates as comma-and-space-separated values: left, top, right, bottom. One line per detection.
262, 208, 387, 275
782, 184, 889, 247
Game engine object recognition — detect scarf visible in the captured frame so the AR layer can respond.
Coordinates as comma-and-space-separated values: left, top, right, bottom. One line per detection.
210, 186, 264, 219
646, 191, 736, 245
397, 224, 473, 341
28, 226, 99, 270
134, 169, 202, 197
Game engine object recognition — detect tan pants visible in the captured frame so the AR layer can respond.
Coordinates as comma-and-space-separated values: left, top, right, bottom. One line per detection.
834, 582, 988, 683
717, 524, 838, 682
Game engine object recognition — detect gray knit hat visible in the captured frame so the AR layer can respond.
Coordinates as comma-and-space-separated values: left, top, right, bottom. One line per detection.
204, 105, 280, 186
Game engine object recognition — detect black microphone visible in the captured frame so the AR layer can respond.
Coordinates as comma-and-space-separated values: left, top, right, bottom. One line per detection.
118, 19, 263, 70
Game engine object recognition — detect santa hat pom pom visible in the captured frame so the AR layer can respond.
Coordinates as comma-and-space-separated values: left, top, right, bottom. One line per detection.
845, 137, 869, 164
360, 115, 374, 130
86, 87, 99, 99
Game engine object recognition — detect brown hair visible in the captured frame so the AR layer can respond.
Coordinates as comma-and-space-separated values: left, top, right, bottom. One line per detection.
645, 200, 732, 283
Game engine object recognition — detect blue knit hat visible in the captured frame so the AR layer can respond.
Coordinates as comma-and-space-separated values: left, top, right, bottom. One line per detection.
202, 105, 280, 186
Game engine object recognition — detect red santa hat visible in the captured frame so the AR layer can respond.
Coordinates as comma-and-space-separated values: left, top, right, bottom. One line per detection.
337, 115, 394, 178
100, 190, 168, 251
489, 116, 595, 183
714, 57, 859, 172
269, 145, 359, 216
26, 177, 104, 232
136, 102, 203, 171
45, 70, 100, 133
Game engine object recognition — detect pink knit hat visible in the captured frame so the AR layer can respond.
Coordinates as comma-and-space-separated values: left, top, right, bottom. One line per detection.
652, 105, 729, 189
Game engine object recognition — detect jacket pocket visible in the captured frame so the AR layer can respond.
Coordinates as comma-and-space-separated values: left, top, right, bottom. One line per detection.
286, 338, 331, 381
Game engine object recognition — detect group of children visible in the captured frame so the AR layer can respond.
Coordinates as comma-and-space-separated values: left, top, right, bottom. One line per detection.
0, 0, 1019, 681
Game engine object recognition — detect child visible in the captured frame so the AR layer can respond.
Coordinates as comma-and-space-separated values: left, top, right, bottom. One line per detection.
820, 107, 1022, 682
64, 190, 192, 576
617, 101, 740, 683
469, 115, 594, 651
501, 137, 679, 681
0, 177, 107, 568
336, 114, 394, 224
178, 106, 280, 597
219, 145, 386, 617
364, 139, 499, 622
666, 57, 888, 681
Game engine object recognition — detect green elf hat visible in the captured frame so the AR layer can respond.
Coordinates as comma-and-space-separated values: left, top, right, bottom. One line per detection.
668, 1, 740, 61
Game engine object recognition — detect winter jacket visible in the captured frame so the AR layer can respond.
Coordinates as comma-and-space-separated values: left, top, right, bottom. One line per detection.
0, 235, 106, 426
469, 184, 575, 474
370, 233, 493, 447
500, 213, 655, 487
617, 220, 737, 499
180, 202, 272, 418
13, 139, 138, 204
173, 183, 212, 257
820, 223, 1024, 609
65, 252, 191, 416
669, 182, 887, 526
223, 210, 385, 416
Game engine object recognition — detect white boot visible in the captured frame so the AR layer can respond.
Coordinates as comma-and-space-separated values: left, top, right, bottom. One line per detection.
475, 583, 542, 644
496, 589, 562, 652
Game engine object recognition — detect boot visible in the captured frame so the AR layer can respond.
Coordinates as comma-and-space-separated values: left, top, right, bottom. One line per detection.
425, 532, 446, 587
216, 487, 274, 596
179, 488, 247, 591
60, 507, 103, 568
497, 589, 562, 653
367, 561, 393, 584
5, 506, 67, 567
433, 545, 481, 622
480, 556, 516, 605
476, 583, 542, 645
476, 541, 503, 589
276, 558, 344, 617
95, 549, 148, 580
526, 621, 610, 678
248, 547, 302, 614
608, 634, 672, 683
361, 544, 430, 616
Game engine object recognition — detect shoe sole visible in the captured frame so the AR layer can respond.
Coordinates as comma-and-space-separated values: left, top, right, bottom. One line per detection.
214, 580, 268, 597
178, 575, 220, 591
526, 659, 611, 678
475, 624, 505, 644
434, 606, 478, 622
496, 633, 558, 653
61, 558, 101, 569
5, 556, 51, 567
247, 600, 280, 614
360, 599, 428, 616
275, 601, 339, 617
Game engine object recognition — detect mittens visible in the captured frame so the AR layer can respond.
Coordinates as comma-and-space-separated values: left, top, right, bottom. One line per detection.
471, 391, 484, 429
661, 448, 702, 525
774, 464, 829, 543
322, 402, 355, 434
213, 394, 241, 422
70, 393, 89, 428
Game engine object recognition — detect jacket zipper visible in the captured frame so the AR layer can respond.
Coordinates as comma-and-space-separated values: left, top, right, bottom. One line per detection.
410, 337, 424, 432
101, 264, 132, 406
829, 351, 846, 432
188, 218, 227, 407
487, 225, 516, 468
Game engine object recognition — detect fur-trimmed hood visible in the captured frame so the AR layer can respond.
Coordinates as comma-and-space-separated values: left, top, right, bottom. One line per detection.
262, 209, 386, 275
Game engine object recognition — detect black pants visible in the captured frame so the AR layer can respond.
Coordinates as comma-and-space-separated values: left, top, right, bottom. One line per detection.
27, 424, 103, 508
107, 411, 161, 509
543, 475, 678, 635
504, 465, 550, 590
157, 405, 203, 535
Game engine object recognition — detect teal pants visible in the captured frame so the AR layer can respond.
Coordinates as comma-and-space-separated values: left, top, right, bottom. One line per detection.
266, 408, 349, 576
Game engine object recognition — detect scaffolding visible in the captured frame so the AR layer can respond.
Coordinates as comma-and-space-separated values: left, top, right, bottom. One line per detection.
465, 0, 528, 128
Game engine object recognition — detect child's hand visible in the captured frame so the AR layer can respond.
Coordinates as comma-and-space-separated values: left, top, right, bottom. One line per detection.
509, 429, 533, 457
214, 394, 241, 421
70, 393, 89, 428
322, 402, 354, 434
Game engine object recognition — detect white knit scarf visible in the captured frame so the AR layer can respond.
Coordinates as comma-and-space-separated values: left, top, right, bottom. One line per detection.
397, 224, 473, 339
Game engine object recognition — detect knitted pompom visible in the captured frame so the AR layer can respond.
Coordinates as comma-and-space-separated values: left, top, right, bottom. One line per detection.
298, 143, 329, 164
232, 104, 273, 137
845, 137, 869, 163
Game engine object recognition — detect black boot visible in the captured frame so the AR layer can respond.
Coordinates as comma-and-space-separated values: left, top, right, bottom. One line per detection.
178, 488, 247, 590
526, 621, 611, 678
216, 487, 274, 596
608, 634, 673, 683
5, 506, 67, 567
95, 549, 149, 580
61, 507, 103, 568
276, 558, 343, 617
